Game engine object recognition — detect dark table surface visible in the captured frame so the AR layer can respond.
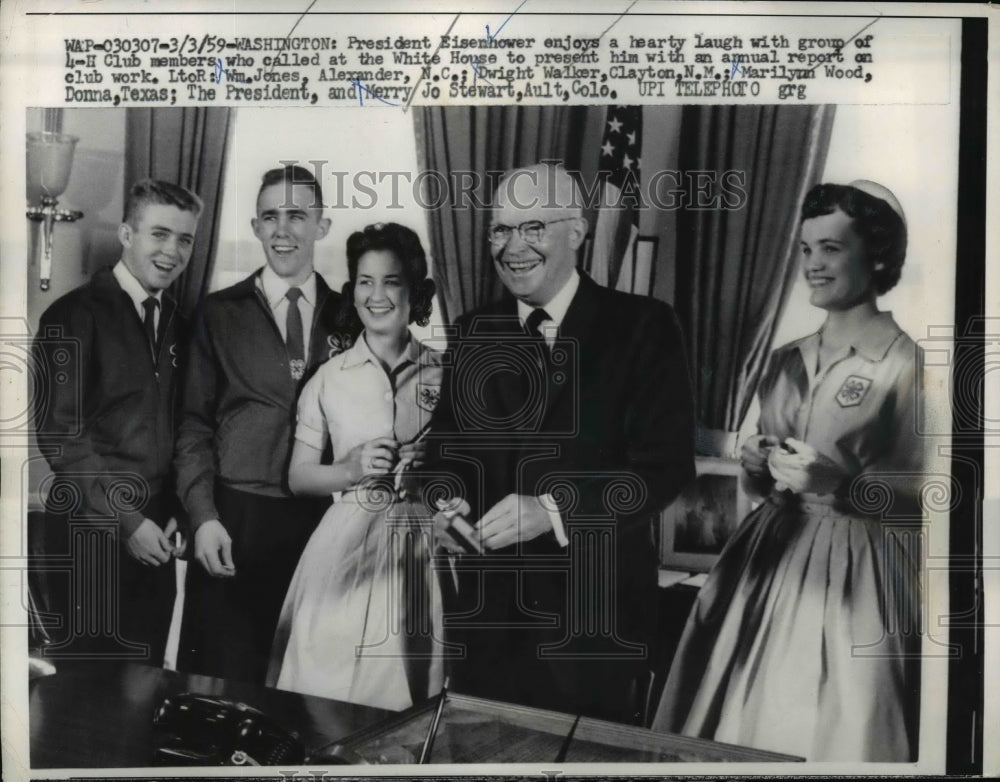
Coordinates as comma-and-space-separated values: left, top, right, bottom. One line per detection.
29, 661, 391, 768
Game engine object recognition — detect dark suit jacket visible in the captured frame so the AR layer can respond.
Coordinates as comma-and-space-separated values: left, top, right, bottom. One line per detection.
34, 266, 186, 536
432, 273, 695, 717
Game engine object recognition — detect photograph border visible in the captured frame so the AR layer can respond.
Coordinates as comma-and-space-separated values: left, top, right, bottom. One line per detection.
659, 456, 751, 573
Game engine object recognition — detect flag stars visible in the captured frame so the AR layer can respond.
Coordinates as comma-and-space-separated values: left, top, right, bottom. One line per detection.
598, 106, 642, 186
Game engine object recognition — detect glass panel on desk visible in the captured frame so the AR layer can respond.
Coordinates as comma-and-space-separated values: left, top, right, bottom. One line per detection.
325, 693, 801, 764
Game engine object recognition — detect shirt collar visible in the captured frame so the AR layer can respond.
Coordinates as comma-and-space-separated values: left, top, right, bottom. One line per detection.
517, 269, 580, 327
798, 311, 904, 364
112, 261, 161, 309
340, 330, 422, 370
849, 312, 905, 361
258, 264, 317, 309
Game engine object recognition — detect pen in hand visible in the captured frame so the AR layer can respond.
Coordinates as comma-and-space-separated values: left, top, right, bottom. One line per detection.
393, 424, 431, 494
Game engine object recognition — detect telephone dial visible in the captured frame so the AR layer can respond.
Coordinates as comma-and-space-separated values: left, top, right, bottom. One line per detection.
152, 693, 306, 766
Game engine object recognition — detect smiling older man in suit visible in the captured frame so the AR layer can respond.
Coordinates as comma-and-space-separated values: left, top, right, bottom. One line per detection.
431, 163, 695, 724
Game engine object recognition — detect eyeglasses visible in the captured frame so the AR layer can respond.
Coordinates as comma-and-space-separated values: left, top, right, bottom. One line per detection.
487, 218, 576, 247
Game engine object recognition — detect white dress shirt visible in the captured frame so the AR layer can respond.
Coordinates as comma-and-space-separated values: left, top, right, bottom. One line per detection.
515, 269, 581, 547
113, 261, 162, 332
516, 269, 580, 349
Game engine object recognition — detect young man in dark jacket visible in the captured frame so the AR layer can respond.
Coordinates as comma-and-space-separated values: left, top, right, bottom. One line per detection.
34, 179, 202, 663
175, 165, 354, 683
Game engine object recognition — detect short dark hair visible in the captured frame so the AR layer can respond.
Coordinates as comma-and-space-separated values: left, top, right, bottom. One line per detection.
123, 179, 203, 226
800, 183, 907, 295
258, 164, 324, 210
342, 222, 435, 327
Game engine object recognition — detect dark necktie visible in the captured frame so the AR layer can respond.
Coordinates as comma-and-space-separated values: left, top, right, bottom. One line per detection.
142, 296, 158, 356
525, 307, 552, 349
286, 287, 305, 380
522, 308, 553, 419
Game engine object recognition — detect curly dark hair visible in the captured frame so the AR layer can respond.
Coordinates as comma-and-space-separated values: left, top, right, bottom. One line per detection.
340, 222, 436, 328
800, 183, 907, 295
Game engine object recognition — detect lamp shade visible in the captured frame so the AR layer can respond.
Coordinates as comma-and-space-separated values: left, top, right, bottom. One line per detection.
26, 132, 78, 202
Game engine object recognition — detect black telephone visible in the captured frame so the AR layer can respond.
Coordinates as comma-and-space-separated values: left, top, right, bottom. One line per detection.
152, 693, 305, 766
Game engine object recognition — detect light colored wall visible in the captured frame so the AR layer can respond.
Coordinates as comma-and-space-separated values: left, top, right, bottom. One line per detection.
26, 108, 126, 330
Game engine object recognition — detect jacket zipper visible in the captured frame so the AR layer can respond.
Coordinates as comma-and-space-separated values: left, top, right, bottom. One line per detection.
154, 305, 175, 382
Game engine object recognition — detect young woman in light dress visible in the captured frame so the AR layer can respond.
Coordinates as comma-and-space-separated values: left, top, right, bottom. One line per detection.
652, 181, 923, 761
267, 223, 445, 710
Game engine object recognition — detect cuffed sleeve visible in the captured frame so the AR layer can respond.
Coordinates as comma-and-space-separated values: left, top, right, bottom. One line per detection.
539, 492, 569, 547
294, 370, 329, 451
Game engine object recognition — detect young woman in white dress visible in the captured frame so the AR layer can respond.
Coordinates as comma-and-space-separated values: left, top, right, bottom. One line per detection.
652, 181, 923, 761
266, 222, 445, 710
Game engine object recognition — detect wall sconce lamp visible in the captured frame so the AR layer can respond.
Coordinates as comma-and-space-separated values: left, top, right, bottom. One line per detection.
26, 131, 83, 291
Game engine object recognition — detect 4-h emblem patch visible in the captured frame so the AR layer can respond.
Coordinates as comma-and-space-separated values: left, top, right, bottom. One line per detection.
417, 384, 440, 412
327, 332, 355, 358
290, 359, 306, 381
835, 375, 872, 408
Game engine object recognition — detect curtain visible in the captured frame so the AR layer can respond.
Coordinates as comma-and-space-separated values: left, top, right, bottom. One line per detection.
125, 108, 233, 316
413, 106, 585, 324
673, 105, 835, 455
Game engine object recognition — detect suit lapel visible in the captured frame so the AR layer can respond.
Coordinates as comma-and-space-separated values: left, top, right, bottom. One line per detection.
485, 301, 536, 427
473, 277, 604, 433
538, 275, 602, 425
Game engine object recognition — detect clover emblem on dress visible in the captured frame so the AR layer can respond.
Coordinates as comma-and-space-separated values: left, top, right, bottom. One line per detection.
327, 332, 355, 358
835, 375, 872, 408
417, 384, 440, 412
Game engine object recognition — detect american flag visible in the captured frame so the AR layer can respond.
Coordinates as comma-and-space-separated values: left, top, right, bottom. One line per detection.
589, 106, 643, 292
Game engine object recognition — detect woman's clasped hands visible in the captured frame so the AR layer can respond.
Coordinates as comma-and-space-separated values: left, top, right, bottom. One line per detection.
741, 434, 847, 495
766, 437, 847, 496
344, 437, 398, 482
344, 436, 428, 484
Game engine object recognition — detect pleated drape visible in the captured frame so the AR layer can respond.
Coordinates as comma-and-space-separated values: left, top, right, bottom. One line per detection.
672, 105, 836, 452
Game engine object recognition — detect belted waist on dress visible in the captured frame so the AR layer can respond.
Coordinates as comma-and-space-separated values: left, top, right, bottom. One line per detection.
766, 489, 921, 523
767, 489, 853, 516
335, 481, 397, 505
334, 479, 428, 511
